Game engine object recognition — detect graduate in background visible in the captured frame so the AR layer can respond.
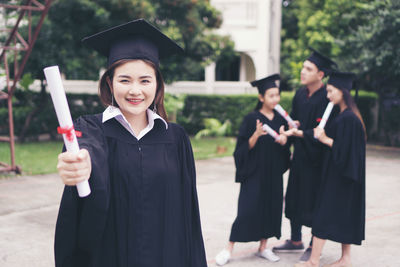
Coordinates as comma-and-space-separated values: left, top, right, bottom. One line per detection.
54, 19, 207, 267
274, 49, 338, 262
295, 72, 366, 267
215, 74, 290, 266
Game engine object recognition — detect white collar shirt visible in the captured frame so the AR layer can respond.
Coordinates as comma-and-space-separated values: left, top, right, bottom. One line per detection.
102, 106, 168, 140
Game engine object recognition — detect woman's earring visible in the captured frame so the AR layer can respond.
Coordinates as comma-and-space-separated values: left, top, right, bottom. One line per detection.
153, 104, 157, 114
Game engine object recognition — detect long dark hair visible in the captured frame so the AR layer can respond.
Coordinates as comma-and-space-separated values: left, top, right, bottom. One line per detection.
341, 89, 367, 138
99, 59, 168, 121
254, 99, 263, 111
254, 87, 267, 111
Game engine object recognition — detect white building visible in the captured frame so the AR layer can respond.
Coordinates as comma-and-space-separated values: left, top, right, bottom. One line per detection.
208, 0, 281, 80
168, 0, 282, 95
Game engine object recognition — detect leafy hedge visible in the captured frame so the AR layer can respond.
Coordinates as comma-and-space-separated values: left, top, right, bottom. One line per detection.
0, 90, 379, 140
0, 91, 104, 139
0, 91, 185, 139
178, 91, 379, 136
177, 92, 294, 135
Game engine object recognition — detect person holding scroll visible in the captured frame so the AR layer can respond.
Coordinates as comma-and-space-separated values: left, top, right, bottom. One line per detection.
295, 72, 366, 267
54, 19, 207, 267
215, 74, 290, 265
273, 49, 338, 262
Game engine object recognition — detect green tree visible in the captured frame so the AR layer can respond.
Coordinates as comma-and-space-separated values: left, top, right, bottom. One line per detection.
24, 0, 110, 81
338, 0, 400, 145
281, 0, 400, 144
339, 0, 400, 95
23, 0, 235, 82
280, 0, 370, 88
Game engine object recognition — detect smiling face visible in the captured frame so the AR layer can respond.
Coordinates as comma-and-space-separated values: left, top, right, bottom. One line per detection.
112, 60, 157, 122
259, 87, 280, 110
300, 60, 324, 86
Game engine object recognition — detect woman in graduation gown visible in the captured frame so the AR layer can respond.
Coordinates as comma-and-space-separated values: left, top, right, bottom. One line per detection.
215, 74, 291, 265
275, 49, 339, 260
295, 72, 366, 267
54, 19, 207, 267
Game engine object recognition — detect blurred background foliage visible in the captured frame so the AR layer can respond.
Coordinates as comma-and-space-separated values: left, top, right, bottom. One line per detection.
281, 0, 400, 95
0, 91, 378, 140
280, 0, 400, 145
19, 0, 236, 83
1, 0, 399, 145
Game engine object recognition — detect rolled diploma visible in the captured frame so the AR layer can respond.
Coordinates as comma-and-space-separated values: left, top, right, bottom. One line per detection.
318, 102, 334, 129
274, 104, 298, 128
262, 123, 280, 141
43, 66, 91, 197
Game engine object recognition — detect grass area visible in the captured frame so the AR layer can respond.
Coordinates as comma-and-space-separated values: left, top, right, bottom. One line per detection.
0, 137, 236, 176
0, 141, 63, 176
190, 136, 236, 160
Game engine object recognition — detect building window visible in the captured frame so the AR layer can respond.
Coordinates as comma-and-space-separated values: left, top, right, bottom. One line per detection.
215, 55, 240, 81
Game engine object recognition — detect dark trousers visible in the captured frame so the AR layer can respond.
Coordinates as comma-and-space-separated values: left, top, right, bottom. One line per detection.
290, 220, 302, 242
290, 220, 313, 247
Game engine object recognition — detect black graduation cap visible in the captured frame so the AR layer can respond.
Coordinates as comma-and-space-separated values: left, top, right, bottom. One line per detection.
328, 71, 356, 91
82, 19, 184, 67
250, 74, 280, 94
307, 48, 337, 73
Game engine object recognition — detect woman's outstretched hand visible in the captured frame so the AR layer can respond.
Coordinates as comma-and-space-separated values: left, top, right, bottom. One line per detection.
57, 149, 91, 186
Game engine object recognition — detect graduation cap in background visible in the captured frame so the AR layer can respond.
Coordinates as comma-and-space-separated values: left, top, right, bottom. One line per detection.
82, 19, 184, 67
250, 73, 281, 94
307, 47, 337, 74
328, 72, 356, 91
328, 71, 359, 101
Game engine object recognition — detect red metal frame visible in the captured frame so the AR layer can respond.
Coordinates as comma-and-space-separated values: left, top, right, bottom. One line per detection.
0, 0, 52, 173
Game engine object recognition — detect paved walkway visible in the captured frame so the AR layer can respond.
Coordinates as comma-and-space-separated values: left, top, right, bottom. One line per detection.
0, 145, 399, 266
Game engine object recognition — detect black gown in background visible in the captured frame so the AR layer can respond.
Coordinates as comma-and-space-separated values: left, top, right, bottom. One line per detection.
284, 85, 338, 227
312, 109, 366, 245
54, 114, 207, 267
230, 110, 290, 242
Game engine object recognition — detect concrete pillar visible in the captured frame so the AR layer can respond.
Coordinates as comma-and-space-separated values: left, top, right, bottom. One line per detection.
205, 62, 216, 94
254, 0, 269, 79
239, 53, 247, 81
268, 0, 282, 74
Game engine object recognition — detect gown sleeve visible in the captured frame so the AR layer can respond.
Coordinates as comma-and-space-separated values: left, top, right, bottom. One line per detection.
280, 122, 292, 175
177, 126, 208, 267
300, 97, 337, 164
287, 92, 299, 147
289, 90, 318, 152
302, 128, 326, 163
330, 113, 366, 183
55, 115, 109, 267
233, 114, 257, 183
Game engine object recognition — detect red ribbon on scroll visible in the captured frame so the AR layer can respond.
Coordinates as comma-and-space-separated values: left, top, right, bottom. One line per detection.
57, 126, 82, 142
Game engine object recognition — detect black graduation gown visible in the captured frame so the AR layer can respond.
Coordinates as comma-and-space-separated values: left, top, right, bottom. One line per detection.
312, 109, 366, 245
284, 85, 338, 227
54, 114, 207, 267
229, 110, 290, 242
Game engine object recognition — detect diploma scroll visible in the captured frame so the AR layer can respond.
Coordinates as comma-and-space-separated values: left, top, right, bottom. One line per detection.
274, 104, 298, 128
44, 66, 91, 197
318, 102, 334, 129
262, 124, 280, 141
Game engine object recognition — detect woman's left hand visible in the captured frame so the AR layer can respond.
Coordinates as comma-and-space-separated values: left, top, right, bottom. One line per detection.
276, 126, 288, 145
313, 127, 326, 141
281, 127, 303, 138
